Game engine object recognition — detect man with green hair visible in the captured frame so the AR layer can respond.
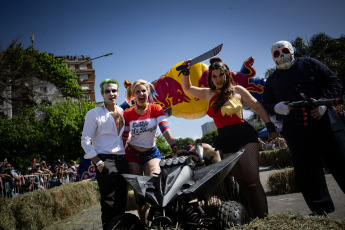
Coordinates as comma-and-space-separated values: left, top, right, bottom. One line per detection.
81, 78, 128, 229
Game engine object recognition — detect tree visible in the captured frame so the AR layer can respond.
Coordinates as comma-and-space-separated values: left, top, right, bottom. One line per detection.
0, 40, 82, 111
291, 33, 345, 95
264, 67, 276, 79
156, 134, 171, 157
201, 130, 218, 145
37, 100, 96, 162
291, 37, 309, 57
0, 100, 96, 169
175, 137, 195, 150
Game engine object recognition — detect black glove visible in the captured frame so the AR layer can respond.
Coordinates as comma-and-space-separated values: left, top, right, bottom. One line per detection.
266, 122, 276, 135
176, 64, 190, 76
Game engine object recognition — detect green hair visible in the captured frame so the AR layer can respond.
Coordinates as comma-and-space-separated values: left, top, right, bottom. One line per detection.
100, 79, 119, 93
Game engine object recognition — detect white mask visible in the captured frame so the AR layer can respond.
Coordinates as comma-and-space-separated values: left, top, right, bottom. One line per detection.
271, 41, 295, 69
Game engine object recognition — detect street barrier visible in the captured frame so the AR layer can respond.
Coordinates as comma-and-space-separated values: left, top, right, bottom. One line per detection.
0, 172, 80, 198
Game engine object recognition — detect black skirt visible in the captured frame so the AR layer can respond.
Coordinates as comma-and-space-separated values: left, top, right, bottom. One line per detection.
213, 121, 258, 153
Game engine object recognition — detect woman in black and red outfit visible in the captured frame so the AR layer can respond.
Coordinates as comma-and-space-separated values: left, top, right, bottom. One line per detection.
181, 57, 278, 219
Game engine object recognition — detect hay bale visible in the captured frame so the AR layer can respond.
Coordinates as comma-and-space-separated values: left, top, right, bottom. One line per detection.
0, 180, 100, 230
267, 168, 299, 195
126, 189, 136, 210
10, 190, 55, 230
259, 149, 293, 168
228, 213, 345, 230
49, 180, 100, 219
0, 197, 16, 230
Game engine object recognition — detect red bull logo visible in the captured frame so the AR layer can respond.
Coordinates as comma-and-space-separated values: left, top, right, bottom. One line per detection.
120, 57, 264, 120
198, 69, 210, 88
81, 164, 96, 180
231, 57, 264, 94
152, 76, 191, 111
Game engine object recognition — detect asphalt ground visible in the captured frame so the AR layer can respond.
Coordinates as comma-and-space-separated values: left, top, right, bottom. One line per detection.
46, 167, 345, 230
259, 167, 345, 219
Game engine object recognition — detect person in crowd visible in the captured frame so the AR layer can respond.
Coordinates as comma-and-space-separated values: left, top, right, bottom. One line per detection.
0, 162, 22, 197
81, 78, 129, 229
181, 57, 278, 219
56, 158, 62, 167
39, 155, 52, 175
50, 165, 60, 186
72, 160, 79, 171
262, 40, 345, 215
27, 169, 40, 192
122, 79, 188, 225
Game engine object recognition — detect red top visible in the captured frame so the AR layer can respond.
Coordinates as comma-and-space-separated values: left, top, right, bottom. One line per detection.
207, 94, 244, 129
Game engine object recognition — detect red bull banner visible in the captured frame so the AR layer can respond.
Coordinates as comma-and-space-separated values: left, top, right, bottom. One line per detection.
120, 57, 265, 120
77, 157, 96, 180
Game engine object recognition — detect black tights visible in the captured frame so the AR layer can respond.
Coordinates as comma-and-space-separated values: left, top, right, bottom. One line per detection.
224, 143, 268, 218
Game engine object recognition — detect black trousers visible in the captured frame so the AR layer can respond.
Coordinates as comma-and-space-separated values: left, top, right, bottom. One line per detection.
96, 154, 129, 229
283, 115, 345, 214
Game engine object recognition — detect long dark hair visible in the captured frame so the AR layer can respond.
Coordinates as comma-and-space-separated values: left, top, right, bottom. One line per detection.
208, 57, 236, 113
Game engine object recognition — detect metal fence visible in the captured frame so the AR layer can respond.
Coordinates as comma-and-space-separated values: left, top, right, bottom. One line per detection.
0, 172, 80, 198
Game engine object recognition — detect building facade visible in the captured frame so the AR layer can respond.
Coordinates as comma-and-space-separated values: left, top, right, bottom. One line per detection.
63, 55, 96, 102
201, 121, 217, 136
0, 55, 96, 118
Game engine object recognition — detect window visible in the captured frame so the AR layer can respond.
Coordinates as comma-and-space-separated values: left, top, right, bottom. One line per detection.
69, 65, 75, 70
79, 64, 87, 70
80, 74, 88, 81
81, 84, 89, 90
84, 94, 90, 100
40, 87, 47, 93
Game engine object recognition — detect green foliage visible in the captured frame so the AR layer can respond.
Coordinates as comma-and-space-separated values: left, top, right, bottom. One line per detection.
156, 136, 196, 156
156, 134, 171, 157
0, 40, 82, 108
201, 130, 218, 145
175, 137, 195, 150
264, 67, 276, 79
0, 100, 96, 169
291, 33, 345, 95
253, 123, 265, 131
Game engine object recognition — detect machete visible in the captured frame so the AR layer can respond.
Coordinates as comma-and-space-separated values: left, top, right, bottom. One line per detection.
176, 44, 223, 71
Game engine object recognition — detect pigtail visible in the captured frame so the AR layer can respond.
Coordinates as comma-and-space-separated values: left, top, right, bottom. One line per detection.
125, 85, 134, 105
147, 82, 158, 103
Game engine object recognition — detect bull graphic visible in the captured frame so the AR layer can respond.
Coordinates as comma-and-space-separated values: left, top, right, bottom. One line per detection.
151, 76, 191, 111
197, 57, 264, 94
231, 57, 264, 94
120, 57, 265, 119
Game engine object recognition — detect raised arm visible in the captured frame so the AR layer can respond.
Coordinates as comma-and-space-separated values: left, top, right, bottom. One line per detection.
180, 61, 214, 102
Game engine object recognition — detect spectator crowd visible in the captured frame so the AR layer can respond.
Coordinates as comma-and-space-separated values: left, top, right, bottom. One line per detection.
0, 156, 80, 198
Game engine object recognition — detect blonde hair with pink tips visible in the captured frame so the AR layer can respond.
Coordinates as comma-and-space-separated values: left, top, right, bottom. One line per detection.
125, 79, 157, 105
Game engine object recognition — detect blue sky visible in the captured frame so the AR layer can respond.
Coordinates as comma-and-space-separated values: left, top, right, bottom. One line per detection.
1, 0, 345, 139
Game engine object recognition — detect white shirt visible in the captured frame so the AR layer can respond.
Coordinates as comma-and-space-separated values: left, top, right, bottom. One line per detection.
81, 103, 125, 159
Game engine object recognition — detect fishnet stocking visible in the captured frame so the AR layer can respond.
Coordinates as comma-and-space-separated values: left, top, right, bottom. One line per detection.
224, 143, 268, 218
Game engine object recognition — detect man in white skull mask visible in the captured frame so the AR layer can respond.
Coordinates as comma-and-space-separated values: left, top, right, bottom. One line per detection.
271, 40, 295, 70
262, 40, 345, 215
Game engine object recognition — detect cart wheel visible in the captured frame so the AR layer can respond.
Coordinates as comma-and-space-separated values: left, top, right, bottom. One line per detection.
217, 200, 248, 229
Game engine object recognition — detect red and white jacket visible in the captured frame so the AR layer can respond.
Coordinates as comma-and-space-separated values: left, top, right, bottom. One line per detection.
123, 104, 169, 148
